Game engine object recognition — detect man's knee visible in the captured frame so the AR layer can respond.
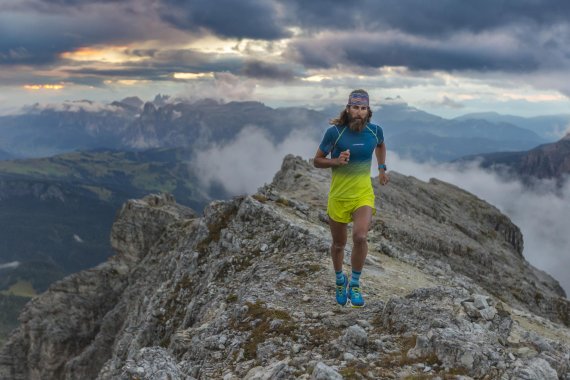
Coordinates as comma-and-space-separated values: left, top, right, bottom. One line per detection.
352, 232, 368, 245
331, 241, 346, 251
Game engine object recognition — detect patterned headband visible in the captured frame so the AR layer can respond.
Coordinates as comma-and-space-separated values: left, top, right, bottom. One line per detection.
347, 92, 369, 106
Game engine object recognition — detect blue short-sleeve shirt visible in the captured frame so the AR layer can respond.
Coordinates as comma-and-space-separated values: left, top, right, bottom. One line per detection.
319, 123, 384, 200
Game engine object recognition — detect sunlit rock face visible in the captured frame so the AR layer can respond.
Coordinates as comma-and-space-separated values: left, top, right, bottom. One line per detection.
1, 155, 569, 379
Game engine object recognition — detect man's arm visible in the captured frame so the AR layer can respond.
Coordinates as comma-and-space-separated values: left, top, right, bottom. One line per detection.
375, 142, 386, 167
314, 148, 350, 168
375, 142, 389, 185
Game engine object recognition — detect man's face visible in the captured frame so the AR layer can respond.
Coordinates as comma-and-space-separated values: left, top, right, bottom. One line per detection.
347, 104, 369, 131
347, 104, 369, 120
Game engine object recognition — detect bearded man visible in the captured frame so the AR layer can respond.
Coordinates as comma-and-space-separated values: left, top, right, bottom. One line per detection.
313, 89, 389, 307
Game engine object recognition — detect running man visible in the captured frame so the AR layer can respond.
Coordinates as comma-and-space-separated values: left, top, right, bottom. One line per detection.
313, 89, 389, 307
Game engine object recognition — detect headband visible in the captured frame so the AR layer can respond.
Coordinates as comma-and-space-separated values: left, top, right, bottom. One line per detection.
347, 92, 369, 106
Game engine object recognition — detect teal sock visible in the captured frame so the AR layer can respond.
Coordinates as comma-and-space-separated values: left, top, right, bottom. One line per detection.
335, 270, 345, 285
350, 270, 361, 286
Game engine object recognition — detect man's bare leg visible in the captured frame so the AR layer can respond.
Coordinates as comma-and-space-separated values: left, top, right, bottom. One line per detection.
347, 206, 372, 307
351, 206, 373, 271
329, 216, 350, 305
329, 218, 347, 272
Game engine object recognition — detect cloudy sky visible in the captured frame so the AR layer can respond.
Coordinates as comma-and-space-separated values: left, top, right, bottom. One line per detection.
2, 0, 570, 117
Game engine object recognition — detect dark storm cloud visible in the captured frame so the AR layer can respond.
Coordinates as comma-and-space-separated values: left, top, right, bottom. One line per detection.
241, 60, 297, 81
278, 0, 570, 74
10, 0, 137, 13
61, 48, 245, 80
0, 69, 106, 87
279, 0, 570, 36
0, 2, 168, 67
287, 32, 541, 72
59, 52, 303, 86
0, 12, 75, 66
2, 0, 570, 85
347, 41, 539, 72
63, 65, 220, 81
0, 47, 59, 66
158, 0, 290, 40
63, 67, 171, 79
39, 0, 127, 5
63, 76, 108, 87
141, 48, 245, 73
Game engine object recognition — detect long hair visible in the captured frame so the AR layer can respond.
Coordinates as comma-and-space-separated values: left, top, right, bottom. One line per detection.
329, 107, 373, 127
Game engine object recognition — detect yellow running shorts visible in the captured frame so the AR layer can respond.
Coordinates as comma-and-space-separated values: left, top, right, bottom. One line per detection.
327, 195, 376, 224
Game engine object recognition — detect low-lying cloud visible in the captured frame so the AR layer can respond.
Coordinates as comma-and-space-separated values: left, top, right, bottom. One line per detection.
177, 72, 257, 104
24, 100, 122, 113
193, 126, 318, 195
193, 131, 570, 295
0, 261, 20, 270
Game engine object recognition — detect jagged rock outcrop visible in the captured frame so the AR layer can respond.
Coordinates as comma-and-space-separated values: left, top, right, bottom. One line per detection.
468, 135, 570, 185
1, 155, 569, 379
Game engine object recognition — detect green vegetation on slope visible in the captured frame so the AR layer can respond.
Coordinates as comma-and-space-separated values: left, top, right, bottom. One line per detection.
0, 147, 225, 340
0, 280, 37, 297
0, 148, 208, 207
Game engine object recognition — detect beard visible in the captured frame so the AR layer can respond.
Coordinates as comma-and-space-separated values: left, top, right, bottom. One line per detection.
348, 115, 366, 132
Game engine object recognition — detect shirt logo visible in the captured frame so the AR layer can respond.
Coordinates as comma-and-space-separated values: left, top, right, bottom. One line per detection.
352, 143, 364, 146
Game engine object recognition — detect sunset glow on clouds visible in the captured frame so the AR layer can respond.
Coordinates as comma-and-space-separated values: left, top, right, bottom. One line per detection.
1, 0, 570, 116
23, 84, 64, 91
61, 47, 148, 64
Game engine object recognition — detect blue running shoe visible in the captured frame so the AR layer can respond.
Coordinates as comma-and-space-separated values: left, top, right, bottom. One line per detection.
335, 273, 348, 306
348, 284, 365, 308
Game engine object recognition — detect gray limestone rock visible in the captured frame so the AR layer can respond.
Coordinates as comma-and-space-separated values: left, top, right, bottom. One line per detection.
120, 347, 190, 380
474, 294, 490, 310
479, 306, 497, 321
243, 360, 295, 380
311, 362, 343, 380
512, 357, 558, 380
343, 325, 368, 347
407, 334, 433, 359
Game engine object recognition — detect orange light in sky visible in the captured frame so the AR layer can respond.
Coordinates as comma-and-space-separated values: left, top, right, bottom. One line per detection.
173, 72, 214, 79
61, 46, 145, 63
24, 84, 64, 90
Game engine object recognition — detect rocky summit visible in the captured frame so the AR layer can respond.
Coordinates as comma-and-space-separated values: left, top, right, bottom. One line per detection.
1, 155, 569, 379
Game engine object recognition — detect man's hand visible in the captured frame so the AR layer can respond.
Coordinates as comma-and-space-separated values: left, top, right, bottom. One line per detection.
379, 171, 389, 186
336, 149, 350, 166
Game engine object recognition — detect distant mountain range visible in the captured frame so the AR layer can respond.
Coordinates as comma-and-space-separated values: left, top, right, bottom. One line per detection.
0, 97, 327, 158
377, 101, 552, 160
1, 96, 566, 162
454, 112, 570, 141
459, 133, 570, 186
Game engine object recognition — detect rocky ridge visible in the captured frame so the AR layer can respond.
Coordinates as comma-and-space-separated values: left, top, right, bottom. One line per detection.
1, 155, 569, 379
466, 135, 570, 185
